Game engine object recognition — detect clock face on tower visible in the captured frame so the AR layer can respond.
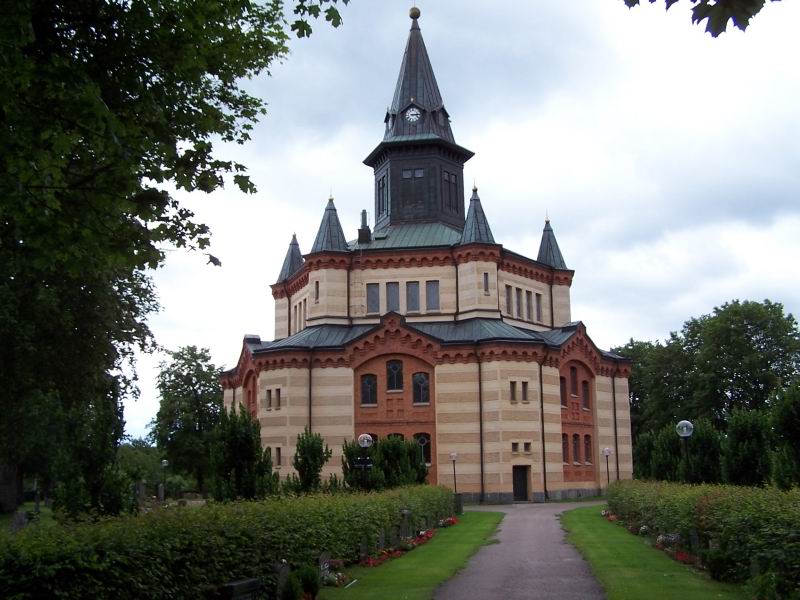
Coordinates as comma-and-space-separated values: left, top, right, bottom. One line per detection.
405, 107, 421, 123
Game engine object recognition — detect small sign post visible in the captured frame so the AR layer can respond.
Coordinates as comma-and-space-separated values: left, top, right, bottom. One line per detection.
602, 447, 612, 487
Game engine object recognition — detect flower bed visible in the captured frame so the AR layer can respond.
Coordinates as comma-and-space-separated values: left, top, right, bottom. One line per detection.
606, 480, 800, 599
0, 485, 454, 599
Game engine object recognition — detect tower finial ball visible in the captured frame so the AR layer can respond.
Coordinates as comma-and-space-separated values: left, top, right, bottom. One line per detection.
409, 6, 421, 19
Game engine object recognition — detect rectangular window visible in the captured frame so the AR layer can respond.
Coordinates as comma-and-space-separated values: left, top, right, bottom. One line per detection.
266, 389, 272, 409
516, 288, 523, 318
512, 442, 519, 454
303, 299, 307, 328
387, 282, 400, 312
276, 447, 282, 467
505, 285, 512, 315
525, 291, 533, 321
414, 168, 424, 178
510, 381, 517, 403
524, 442, 532, 453
535, 293, 543, 322
483, 272, 489, 295
522, 381, 529, 403
275, 388, 281, 409
406, 281, 420, 312
366, 283, 380, 314
402, 169, 413, 179
314, 281, 319, 303
426, 280, 440, 311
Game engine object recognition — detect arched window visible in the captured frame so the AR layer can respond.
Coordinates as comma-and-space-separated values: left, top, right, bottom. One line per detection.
413, 372, 430, 404
413, 432, 431, 463
562, 434, 569, 463
584, 435, 592, 464
560, 377, 567, 407
388, 432, 404, 441
572, 434, 580, 464
361, 374, 377, 405
582, 380, 590, 410
386, 360, 403, 391
570, 366, 578, 396
367, 433, 379, 444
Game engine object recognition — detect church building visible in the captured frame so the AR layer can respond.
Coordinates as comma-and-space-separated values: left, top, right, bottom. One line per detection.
221, 8, 633, 502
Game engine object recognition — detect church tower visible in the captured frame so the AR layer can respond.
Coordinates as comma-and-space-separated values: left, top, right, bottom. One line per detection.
364, 8, 474, 232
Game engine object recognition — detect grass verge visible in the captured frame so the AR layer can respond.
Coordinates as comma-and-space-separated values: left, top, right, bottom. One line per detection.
320, 511, 503, 600
561, 506, 747, 600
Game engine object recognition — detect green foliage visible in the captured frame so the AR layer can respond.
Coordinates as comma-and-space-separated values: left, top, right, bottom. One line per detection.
0, 0, 346, 514
150, 346, 222, 491
293, 428, 333, 493
622, 0, 780, 37
722, 409, 772, 486
633, 430, 655, 479
117, 438, 163, 484
678, 418, 721, 484
649, 424, 682, 481
772, 382, 800, 489
209, 405, 277, 501
608, 480, 800, 598
295, 563, 321, 597
342, 437, 427, 491
281, 573, 303, 600
0, 486, 452, 599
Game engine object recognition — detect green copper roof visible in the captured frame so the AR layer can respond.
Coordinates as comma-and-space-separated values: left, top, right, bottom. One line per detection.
537, 219, 567, 269
311, 197, 349, 253
349, 221, 462, 250
460, 187, 495, 245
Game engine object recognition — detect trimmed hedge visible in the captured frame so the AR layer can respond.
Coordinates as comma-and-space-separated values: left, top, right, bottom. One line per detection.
0, 485, 453, 599
607, 480, 800, 599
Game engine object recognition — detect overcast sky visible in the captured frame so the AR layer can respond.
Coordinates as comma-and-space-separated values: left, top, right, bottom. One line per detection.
125, 0, 800, 438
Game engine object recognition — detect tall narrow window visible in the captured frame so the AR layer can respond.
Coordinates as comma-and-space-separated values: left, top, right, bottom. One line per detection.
406, 281, 420, 312
582, 380, 590, 410
377, 174, 388, 215
570, 366, 578, 395
535, 293, 543, 322
516, 288, 523, 318
314, 281, 320, 303
562, 434, 569, 463
414, 433, 432, 464
275, 388, 281, 409
361, 374, 377, 405
303, 299, 307, 328
426, 280, 440, 311
522, 381, 529, 403
584, 435, 592, 464
572, 434, 580, 464
442, 170, 451, 212
526, 291, 533, 321
266, 389, 272, 409
505, 285, 513, 315
483, 272, 489, 295
510, 381, 517, 403
366, 283, 380, 314
387, 360, 403, 391
560, 377, 567, 407
276, 447, 282, 466
413, 372, 430, 404
386, 282, 400, 312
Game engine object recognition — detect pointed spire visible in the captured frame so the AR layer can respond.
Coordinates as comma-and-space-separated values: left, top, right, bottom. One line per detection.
310, 197, 349, 253
537, 219, 568, 269
460, 186, 495, 244
277, 234, 304, 282
384, 7, 454, 143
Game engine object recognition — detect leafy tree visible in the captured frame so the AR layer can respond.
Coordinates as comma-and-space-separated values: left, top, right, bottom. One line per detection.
721, 408, 772, 486
622, 0, 780, 37
292, 428, 333, 493
151, 346, 222, 491
209, 405, 277, 501
0, 0, 346, 512
118, 437, 163, 484
633, 430, 655, 479
772, 382, 800, 489
678, 418, 721, 484
341, 437, 426, 491
650, 424, 682, 481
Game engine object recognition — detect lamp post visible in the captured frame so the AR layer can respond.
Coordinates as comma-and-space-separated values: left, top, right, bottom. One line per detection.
159, 459, 168, 502
676, 420, 694, 482
602, 447, 612, 488
357, 433, 373, 489
450, 452, 458, 494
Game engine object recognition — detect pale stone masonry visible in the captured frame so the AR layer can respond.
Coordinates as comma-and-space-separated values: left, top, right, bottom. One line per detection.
221, 9, 633, 502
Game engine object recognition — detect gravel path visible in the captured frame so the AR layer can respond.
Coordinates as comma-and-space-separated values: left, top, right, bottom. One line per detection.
435, 502, 606, 600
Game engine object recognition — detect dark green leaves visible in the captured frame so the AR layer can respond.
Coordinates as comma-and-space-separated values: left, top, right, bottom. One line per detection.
623, 0, 777, 36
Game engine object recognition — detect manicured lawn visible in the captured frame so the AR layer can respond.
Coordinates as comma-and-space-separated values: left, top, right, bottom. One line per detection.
320, 511, 503, 600
561, 506, 748, 600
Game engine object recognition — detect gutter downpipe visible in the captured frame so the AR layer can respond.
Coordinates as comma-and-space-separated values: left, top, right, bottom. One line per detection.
538, 357, 549, 501
612, 359, 620, 481
475, 341, 485, 503
308, 347, 314, 433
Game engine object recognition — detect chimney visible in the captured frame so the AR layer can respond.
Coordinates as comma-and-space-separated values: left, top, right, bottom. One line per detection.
357, 209, 372, 243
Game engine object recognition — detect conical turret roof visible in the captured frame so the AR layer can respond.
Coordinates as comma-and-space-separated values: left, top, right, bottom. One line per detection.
537, 219, 567, 269
310, 197, 349, 253
460, 187, 495, 244
277, 234, 304, 282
